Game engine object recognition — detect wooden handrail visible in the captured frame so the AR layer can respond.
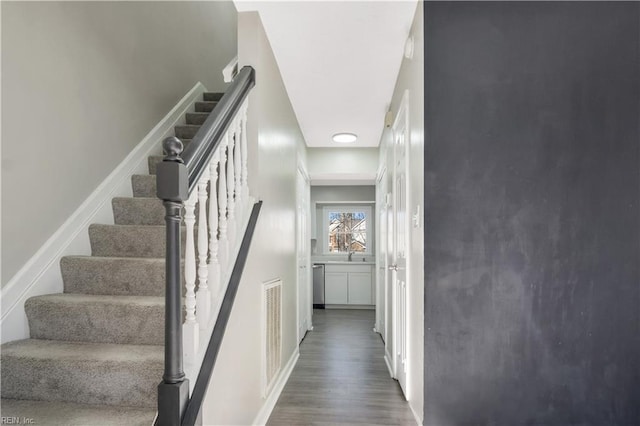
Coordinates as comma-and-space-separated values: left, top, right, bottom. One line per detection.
182, 66, 255, 193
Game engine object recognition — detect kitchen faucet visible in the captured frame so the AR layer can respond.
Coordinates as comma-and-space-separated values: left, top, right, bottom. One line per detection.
348, 251, 353, 262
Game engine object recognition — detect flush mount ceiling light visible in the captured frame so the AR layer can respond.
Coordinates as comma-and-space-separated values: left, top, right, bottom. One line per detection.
332, 133, 358, 143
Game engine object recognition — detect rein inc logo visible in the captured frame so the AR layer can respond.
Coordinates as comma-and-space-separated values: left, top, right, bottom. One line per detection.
1, 418, 34, 425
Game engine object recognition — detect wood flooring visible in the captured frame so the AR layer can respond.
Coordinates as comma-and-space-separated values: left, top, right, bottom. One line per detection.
267, 309, 417, 425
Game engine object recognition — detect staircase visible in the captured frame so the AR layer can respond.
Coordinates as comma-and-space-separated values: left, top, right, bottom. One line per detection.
0, 92, 223, 425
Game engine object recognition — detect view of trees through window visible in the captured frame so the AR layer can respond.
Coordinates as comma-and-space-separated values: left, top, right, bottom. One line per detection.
327, 211, 367, 253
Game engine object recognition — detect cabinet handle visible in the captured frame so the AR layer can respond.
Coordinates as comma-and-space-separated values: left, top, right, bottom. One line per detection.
388, 264, 398, 271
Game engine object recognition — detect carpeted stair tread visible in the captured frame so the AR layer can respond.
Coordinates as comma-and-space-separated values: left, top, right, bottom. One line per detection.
195, 101, 218, 113
61, 256, 166, 296
131, 174, 156, 198
0, 398, 156, 425
89, 224, 187, 258
112, 197, 164, 225
1, 339, 162, 407
174, 124, 201, 139
186, 112, 211, 125
203, 92, 224, 102
25, 294, 164, 345
148, 155, 163, 174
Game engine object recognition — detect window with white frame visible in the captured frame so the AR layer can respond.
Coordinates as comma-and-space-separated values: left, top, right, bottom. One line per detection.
322, 206, 372, 254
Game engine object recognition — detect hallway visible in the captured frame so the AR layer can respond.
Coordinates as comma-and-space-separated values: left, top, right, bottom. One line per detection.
267, 310, 416, 425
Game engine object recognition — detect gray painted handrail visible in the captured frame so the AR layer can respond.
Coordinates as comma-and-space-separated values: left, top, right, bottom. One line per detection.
182, 65, 255, 194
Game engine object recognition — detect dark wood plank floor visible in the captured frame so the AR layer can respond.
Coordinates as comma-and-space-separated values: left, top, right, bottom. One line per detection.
267, 309, 416, 425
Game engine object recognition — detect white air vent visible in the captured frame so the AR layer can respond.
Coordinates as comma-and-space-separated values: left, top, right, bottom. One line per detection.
262, 279, 282, 397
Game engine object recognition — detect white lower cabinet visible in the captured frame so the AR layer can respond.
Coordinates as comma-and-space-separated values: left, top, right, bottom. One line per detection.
325, 272, 348, 304
348, 272, 372, 304
324, 264, 373, 306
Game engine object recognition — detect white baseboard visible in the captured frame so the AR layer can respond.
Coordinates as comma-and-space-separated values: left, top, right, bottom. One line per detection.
252, 348, 300, 426
0, 82, 207, 344
409, 401, 423, 426
384, 350, 395, 378
324, 304, 375, 310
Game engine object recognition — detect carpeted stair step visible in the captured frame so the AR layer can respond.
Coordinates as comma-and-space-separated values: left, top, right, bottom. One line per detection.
89, 224, 187, 258
112, 197, 164, 225
148, 155, 163, 174
61, 256, 167, 296
1, 339, 162, 408
174, 124, 201, 140
25, 294, 164, 345
195, 101, 218, 113
131, 174, 156, 197
203, 92, 224, 102
186, 112, 210, 125
0, 399, 156, 426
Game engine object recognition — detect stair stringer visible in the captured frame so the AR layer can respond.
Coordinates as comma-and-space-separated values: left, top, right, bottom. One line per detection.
1, 82, 208, 344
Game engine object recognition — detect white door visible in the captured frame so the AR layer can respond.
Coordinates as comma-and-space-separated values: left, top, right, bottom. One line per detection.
385, 176, 395, 370
376, 169, 388, 343
296, 168, 311, 343
391, 92, 409, 399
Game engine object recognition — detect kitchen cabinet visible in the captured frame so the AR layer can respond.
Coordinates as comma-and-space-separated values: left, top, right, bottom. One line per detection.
347, 272, 372, 304
323, 264, 373, 306
325, 272, 348, 304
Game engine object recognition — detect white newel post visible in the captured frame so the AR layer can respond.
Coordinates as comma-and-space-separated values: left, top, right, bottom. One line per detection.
218, 135, 229, 273
196, 174, 211, 332
226, 131, 237, 249
241, 102, 249, 208
183, 191, 199, 371
234, 117, 243, 225
208, 155, 221, 314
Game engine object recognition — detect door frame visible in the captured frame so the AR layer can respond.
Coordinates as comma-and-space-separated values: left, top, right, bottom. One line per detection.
296, 164, 312, 344
375, 166, 388, 341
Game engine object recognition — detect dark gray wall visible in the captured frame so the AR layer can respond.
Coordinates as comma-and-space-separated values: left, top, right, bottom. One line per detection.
424, 2, 639, 425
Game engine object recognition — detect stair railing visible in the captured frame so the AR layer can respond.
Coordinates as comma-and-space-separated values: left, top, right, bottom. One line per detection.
156, 66, 256, 425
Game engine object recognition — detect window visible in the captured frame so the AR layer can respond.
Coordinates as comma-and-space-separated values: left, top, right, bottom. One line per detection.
322, 206, 372, 254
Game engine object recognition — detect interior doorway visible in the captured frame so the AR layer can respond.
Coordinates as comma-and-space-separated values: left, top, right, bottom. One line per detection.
296, 166, 312, 343
378, 90, 410, 400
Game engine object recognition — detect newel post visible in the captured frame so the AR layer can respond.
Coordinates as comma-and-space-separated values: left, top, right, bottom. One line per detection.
156, 137, 190, 425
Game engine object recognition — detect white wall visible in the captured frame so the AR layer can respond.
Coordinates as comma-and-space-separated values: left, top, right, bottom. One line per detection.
1, 1, 237, 285
307, 147, 378, 185
378, 2, 424, 423
202, 11, 307, 425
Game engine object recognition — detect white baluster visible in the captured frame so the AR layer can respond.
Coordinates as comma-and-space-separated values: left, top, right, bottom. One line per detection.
234, 117, 243, 225
208, 155, 221, 314
241, 102, 249, 206
226, 131, 237, 248
196, 174, 211, 333
218, 134, 229, 271
183, 191, 199, 369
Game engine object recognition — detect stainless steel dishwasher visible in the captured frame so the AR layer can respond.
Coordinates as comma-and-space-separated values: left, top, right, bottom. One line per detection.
312, 264, 325, 309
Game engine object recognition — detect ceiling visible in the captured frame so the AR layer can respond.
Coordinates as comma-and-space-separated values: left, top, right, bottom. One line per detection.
234, 0, 418, 148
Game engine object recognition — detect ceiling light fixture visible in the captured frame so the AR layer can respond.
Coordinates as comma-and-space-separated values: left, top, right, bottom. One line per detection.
332, 133, 358, 143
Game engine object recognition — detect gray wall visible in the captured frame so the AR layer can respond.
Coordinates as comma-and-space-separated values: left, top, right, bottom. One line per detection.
1, 1, 237, 285
424, 2, 640, 425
